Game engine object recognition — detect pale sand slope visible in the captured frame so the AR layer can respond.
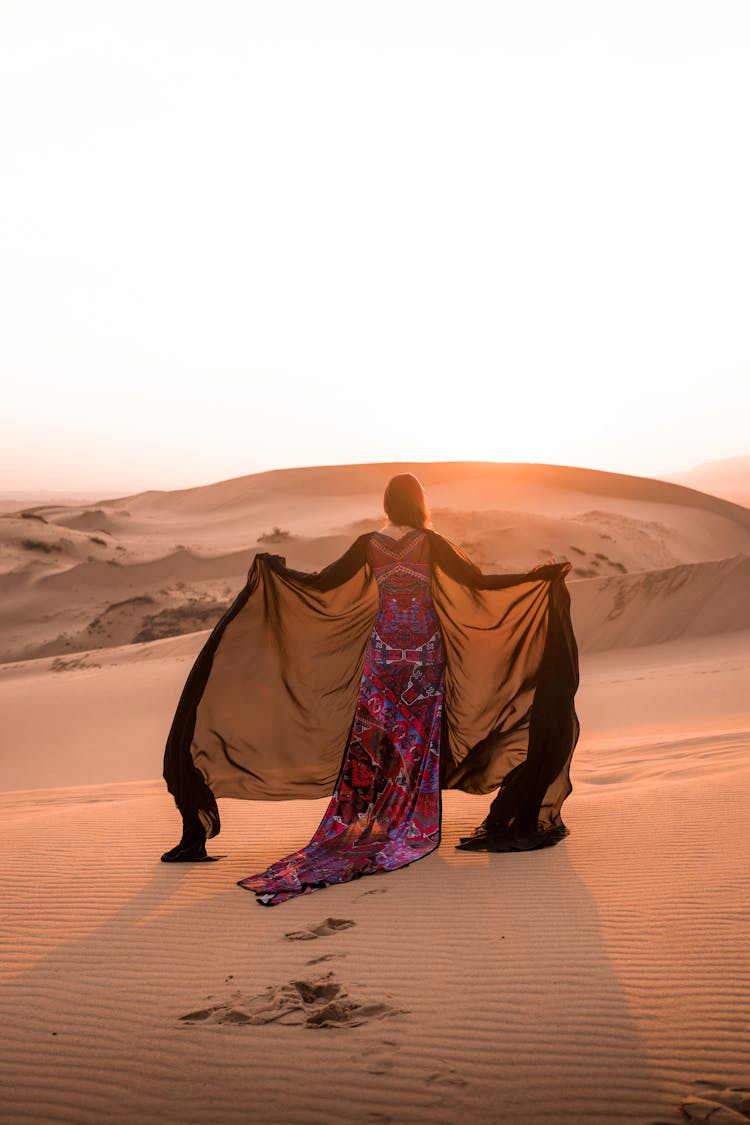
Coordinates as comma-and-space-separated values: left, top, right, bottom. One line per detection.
2, 460, 749, 661
1, 630, 749, 1124
661, 454, 750, 509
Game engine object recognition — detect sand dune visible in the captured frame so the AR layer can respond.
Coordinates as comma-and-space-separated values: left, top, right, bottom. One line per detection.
571, 553, 750, 651
103, 459, 750, 518
2, 461, 749, 663
2, 461, 749, 1123
0, 490, 110, 514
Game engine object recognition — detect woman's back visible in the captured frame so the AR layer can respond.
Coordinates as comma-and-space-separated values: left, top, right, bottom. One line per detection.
238, 526, 446, 904
368, 528, 438, 652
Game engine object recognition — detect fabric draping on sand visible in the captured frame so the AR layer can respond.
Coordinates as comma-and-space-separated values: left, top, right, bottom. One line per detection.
163, 529, 580, 851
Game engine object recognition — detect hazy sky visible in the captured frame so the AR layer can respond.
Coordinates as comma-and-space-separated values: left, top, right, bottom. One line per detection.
2, 1, 749, 492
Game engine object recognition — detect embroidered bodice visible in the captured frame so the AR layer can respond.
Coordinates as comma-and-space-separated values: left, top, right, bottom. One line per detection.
367, 530, 438, 653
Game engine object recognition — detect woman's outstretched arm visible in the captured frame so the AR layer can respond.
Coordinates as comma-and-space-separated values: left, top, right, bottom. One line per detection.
426, 530, 571, 588
253, 532, 372, 592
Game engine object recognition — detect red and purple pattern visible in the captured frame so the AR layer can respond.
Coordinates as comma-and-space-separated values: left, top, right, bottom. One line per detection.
238, 529, 445, 906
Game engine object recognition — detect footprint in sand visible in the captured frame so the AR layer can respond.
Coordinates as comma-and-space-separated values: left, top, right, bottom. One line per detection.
305, 952, 344, 965
342, 1037, 403, 1077
358, 887, 388, 898
284, 917, 356, 941
364, 1048, 397, 1076
677, 1079, 750, 1123
179, 971, 408, 1030
426, 1070, 469, 1089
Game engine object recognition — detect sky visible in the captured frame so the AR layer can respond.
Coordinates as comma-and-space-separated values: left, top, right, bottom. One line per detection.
2, 0, 749, 493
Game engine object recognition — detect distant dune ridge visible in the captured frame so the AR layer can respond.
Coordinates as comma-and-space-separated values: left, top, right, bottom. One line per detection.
1, 459, 749, 1124
1, 460, 749, 663
660, 452, 750, 508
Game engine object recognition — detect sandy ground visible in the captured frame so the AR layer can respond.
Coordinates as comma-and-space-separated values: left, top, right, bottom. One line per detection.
1, 461, 749, 1124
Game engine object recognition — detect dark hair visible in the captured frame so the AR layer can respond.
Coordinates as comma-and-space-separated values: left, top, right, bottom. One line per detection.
383, 473, 431, 529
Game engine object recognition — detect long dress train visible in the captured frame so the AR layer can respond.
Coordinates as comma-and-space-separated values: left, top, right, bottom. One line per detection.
237, 529, 444, 906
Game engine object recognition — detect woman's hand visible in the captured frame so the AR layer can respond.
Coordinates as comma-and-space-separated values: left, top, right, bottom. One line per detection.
529, 555, 563, 573
256, 552, 287, 567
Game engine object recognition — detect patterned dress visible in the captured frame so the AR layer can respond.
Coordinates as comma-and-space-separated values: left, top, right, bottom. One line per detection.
237, 529, 445, 906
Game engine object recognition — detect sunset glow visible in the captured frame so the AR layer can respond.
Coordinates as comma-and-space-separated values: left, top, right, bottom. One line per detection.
2, 1, 749, 492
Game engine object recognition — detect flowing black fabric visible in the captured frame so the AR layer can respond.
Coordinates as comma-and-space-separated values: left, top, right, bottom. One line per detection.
162, 530, 580, 851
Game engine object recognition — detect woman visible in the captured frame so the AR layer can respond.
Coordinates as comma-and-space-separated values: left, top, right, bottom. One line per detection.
161, 473, 580, 908
238, 474, 448, 905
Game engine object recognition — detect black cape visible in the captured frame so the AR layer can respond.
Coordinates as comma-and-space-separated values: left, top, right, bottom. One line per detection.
163, 529, 580, 851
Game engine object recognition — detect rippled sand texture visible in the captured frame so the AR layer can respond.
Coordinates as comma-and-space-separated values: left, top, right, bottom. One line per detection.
1, 461, 748, 1124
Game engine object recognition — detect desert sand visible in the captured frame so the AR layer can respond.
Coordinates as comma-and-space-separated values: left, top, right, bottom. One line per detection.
1, 461, 749, 1125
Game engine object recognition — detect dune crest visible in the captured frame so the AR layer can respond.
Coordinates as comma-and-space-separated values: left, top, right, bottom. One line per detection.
571, 553, 750, 650
2, 461, 749, 664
